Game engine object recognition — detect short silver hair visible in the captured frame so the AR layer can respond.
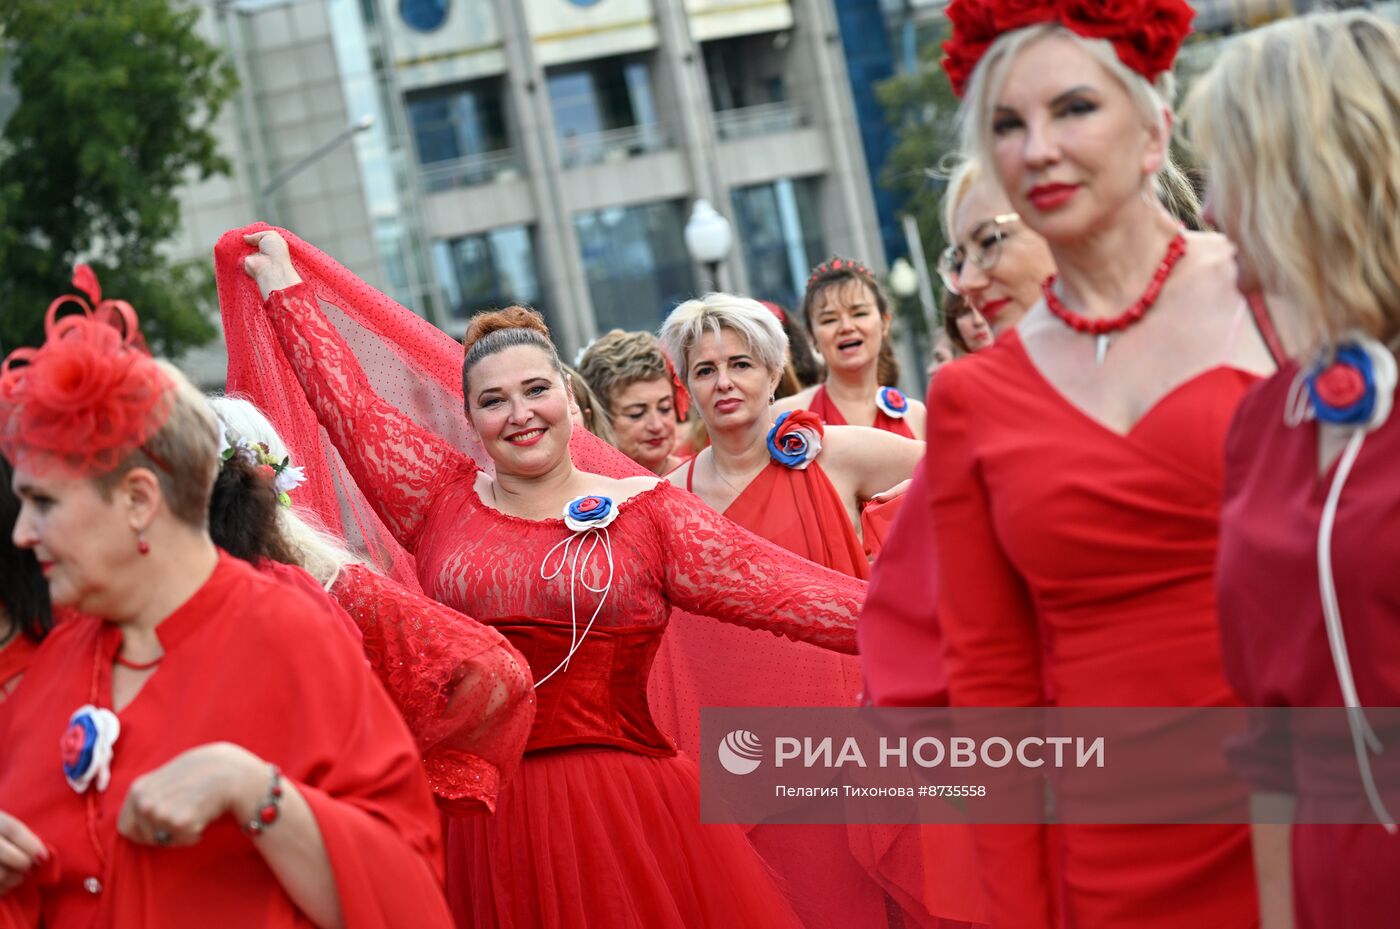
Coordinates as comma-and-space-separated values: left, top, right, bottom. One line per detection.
658, 292, 788, 381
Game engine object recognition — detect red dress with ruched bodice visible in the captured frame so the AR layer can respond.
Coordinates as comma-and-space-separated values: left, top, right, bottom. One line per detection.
810, 384, 917, 438
925, 330, 1259, 929
263, 283, 863, 929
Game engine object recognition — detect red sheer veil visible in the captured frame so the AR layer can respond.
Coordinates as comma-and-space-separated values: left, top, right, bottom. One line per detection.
215, 224, 864, 761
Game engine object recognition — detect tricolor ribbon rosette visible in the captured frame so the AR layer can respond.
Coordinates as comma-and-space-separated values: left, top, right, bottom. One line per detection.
1306, 338, 1397, 431
875, 386, 910, 420
61, 705, 121, 794
766, 410, 824, 470
563, 494, 619, 532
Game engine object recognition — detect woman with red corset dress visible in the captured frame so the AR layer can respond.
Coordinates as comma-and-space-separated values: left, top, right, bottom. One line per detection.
0, 275, 453, 929
892, 2, 1285, 927
776, 259, 927, 440
206, 395, 535, 815
0, 457, 51, 704
1191, 12, 1400, 929
236, 230, 865, 929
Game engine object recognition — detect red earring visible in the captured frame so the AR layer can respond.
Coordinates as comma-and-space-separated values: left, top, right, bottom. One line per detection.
137, 536, 150, 556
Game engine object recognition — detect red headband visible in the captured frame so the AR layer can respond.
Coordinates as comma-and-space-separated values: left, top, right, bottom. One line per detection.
0, 265, 172, 477
941, 0, 1194, 98
806, 257, 874, 290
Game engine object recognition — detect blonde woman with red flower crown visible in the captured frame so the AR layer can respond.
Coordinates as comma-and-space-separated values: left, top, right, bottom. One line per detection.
898, 2, 1289, 928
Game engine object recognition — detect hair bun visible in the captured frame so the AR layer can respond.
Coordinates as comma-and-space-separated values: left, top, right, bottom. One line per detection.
463, 306, 550, 355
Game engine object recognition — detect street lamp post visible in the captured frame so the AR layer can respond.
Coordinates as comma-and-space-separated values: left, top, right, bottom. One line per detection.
683, 199, 734, 291
888, 257, 919, 303
260, 114, 376, 218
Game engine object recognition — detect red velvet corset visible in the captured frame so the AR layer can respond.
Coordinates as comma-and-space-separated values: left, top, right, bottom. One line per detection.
490, 617, 676, 758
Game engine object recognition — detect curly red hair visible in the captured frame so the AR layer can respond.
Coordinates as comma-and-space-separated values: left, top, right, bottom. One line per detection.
0, 266, 172, 477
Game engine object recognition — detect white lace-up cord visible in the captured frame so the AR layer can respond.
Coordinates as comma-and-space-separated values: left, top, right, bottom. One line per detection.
1317, 428, 1398, 832
1284, 368, 1315, 428
534, 527, 615, 688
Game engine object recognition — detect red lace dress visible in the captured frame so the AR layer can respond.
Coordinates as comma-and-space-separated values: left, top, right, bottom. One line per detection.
261, 283, 863, 929
926, 331, 1258, 929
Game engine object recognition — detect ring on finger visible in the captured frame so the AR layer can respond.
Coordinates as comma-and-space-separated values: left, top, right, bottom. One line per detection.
153, 828, 172, 846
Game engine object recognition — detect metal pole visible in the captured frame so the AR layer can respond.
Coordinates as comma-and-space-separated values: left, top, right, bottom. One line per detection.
902, 213, 937, 328
260, 116, 374, 200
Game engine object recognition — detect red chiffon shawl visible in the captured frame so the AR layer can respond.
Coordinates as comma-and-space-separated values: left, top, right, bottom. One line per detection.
723, 461, 871, 580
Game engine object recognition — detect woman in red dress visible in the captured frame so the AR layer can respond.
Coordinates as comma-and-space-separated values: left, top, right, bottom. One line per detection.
890, 3, 1282, 927
1191, 12, 1400, 929
776, 259, 927, 439
0, 457, 50, 703
206, 395, 535, 815
657, 293, 939, 929
235, 230, 865, 929
938, 159, 1056, 356
0, 277, 453, 929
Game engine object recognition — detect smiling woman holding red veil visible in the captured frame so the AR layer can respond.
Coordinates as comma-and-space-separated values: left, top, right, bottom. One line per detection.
892, 1, 1286, 926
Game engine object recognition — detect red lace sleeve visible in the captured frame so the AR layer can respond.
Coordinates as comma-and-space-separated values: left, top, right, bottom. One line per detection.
265, 283, 470, 551
331, 564, 534, 814
926, 364, 1053, 928
647, 485, 861, 654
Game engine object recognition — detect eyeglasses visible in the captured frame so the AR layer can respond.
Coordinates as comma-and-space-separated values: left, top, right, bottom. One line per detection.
937, 213, 1020, 295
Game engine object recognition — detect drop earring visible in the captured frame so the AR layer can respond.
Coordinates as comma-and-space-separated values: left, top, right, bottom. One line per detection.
137, 534, 150, 556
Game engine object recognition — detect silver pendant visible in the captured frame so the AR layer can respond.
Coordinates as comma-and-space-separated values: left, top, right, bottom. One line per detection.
1096, 333, 1110, 366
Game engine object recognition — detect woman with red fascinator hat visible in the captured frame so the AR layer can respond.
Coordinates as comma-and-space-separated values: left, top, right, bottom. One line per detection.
0, 270, 454, 929
870, 1, 1290, 927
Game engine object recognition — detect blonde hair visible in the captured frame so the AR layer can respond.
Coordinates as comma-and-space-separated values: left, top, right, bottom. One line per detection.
658, 293, 788, 382
98, 360, 219, 529
1186, 11, 1400, 344
960, 23, 1200, 229
206, 394, 363, 587
577, 330, 673, 417
942, 158, 985, 242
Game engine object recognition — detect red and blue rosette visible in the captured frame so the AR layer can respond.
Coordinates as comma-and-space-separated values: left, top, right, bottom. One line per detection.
875, 386, 910, 420
61, 704, 121, 794
766, 410, 825, 470
563, 494, 619, 532
1307, 339, 1396, 430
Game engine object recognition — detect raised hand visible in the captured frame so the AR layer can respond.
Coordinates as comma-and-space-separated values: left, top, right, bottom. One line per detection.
242, 230, 304, 300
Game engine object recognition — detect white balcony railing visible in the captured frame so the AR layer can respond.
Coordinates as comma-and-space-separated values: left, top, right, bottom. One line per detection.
713, 102, 808, 142
420, 149, 524, 193
559, 124, 672, 169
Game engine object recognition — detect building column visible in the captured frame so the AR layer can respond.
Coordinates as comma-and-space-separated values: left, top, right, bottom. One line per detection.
793, 0, 886, 269
492, 0, 596, 358
650, 0, 749, 294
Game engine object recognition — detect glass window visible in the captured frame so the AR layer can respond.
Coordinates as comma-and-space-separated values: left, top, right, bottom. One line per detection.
406, 80, 508, 166
731, 178, 825, 310
547, 56, 663, 166
432, 226, 547, 325
574, 201, 697, 332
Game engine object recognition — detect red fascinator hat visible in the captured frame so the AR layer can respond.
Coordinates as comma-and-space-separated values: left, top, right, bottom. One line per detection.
941, 0, 1195, 97
0, 266, 173, 477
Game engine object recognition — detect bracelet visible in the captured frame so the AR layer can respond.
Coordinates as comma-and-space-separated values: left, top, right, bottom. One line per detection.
241, 764, 284, 837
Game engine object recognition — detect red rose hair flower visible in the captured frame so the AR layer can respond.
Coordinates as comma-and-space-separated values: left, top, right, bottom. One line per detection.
941, 0, 1194, 97
0, 266, 173, 477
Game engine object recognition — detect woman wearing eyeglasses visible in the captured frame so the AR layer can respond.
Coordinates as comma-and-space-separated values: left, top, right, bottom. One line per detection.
938, 159, 1055, 354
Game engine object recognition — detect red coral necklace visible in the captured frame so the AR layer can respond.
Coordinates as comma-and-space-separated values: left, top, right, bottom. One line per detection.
1042, 232, 1188, 365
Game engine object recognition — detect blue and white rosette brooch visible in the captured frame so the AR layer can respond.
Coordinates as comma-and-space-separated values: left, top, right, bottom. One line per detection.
536, 495, 620, 687
60, 705, 121, 794
766, 410, 824, 470
875, 386, 910, 420
1285, 334, 1400, 832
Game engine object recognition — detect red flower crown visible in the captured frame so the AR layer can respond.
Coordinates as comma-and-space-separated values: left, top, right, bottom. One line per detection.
0, 266, 172, 477
941, 0, 1195, 98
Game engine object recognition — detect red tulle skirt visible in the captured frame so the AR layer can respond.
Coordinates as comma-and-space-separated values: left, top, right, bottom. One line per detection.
444, 747, 804, 929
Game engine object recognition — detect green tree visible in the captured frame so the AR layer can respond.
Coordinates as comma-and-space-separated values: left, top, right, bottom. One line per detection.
876, 33, 961, 316
0, 0, 236, 355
